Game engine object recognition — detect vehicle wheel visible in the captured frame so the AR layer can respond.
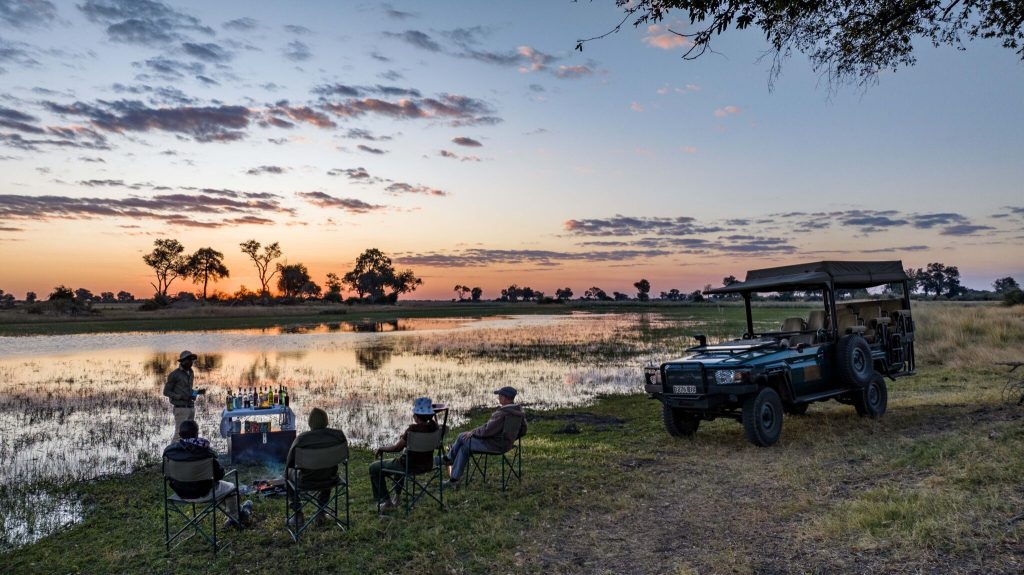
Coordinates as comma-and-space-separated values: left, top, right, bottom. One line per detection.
784, 402, 809, 416
742, 388, 784, 447
837, 334, 873, 388
854, 372, 888, 419
662, 404, 700, 437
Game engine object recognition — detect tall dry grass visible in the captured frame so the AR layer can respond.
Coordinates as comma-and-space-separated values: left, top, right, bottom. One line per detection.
913, 302, 1024, 367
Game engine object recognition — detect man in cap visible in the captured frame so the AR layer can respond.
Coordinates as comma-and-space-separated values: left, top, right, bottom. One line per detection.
443, 386, 526, 488
371, 397, 439, 511
163, 350, 205, 441
163, 419, 251, 528
285, 407, 348, 528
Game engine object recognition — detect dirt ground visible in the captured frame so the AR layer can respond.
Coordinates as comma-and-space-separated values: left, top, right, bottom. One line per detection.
521, 403, 1024, 575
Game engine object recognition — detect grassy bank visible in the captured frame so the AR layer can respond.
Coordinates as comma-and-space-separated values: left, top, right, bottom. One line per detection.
5, 363, 1024, 574
0, 300, 734, 336
3, 302, 1022, 573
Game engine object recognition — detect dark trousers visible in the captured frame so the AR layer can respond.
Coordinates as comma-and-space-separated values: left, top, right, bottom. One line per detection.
369, 457, 406, 502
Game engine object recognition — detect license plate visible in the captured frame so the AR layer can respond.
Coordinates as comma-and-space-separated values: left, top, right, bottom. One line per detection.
673, 385, 697, 394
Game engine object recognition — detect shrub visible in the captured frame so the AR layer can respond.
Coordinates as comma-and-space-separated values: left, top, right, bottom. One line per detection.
1004, 288, 1024, 307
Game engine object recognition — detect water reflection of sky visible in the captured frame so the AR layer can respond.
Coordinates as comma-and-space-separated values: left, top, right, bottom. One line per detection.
0, 314, 684, 483
0, 312, 700, 548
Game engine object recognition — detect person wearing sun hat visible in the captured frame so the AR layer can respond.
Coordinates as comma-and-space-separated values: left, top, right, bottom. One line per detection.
442, 386, 527, 489
370, 397, 439, 511
162, 350, 205, 442
285, 407, 348, 528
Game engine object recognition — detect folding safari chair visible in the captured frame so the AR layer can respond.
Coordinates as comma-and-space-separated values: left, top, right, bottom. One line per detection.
466, 414, 524, 491
285, 443, 350, 542
162, 458, 240, 554
379, 428, 445, 515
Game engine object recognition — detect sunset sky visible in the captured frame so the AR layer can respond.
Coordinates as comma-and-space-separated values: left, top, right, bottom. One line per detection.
1, 0, 1022, 300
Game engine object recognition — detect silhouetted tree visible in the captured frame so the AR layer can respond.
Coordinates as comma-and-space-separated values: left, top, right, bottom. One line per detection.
905, 267, 921, 293
660, 288, 682, 301
74, 288, 94, 302
117, 290, 135, 302
143, 238, 189, 296
343, 248, 422, 303
722, 275, 738, 286
471, 286, 483, 301
25, 291, 37, 303
583, 286, 610, 301
277, 263, 312, 299
188, 247, 230, 300
917, 262, 962, 299
613, 291, 629, 301
100, 291, 115, 303
240, 240, 282, 296
0, 290, 13, 309
521, 286, 536, 301
49, 285, 74, 300
324, 272, 343, 302
690, 290, 704, 302
501, 284, 521, 302
582, 1, 1024, 88
555, 287, 574, 301
454, 284, 472, 300
993, 276, 1020, 294
634, 278, 651, 301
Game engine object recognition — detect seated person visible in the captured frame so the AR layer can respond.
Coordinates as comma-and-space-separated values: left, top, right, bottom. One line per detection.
285, 407, 348, 528
443, 386, 527, 488
371, 397, 439, 511
163, 420, 251, 528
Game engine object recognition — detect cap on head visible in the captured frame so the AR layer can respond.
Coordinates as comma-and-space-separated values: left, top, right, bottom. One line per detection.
413, 397, 435, 416
308, 407, 329, 430
178, 350, 197, 363
493, 386, 517, 400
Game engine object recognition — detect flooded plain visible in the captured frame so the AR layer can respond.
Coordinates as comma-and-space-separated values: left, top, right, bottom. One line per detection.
0, 311, 728, 549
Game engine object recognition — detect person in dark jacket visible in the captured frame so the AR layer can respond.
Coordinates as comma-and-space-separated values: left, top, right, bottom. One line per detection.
443, 386, 526, 488
162, 350, 205, 441
163, 420, 250, 527
285, 407, 348, 528
370, 397, 440, 511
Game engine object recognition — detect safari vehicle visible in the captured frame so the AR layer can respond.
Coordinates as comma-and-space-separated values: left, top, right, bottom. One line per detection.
644, 261, 916, 446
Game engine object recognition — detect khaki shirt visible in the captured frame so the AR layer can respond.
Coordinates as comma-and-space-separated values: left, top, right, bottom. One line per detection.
163, 366, 194, 407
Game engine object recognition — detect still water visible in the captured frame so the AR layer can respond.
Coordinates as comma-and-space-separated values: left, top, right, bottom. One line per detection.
0, 312, 703, 547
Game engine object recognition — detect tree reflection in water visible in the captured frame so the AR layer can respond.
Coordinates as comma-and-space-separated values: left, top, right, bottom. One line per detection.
355, 344, 394, 371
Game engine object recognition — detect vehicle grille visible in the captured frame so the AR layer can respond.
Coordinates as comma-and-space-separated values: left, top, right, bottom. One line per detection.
663, 363, 704, 394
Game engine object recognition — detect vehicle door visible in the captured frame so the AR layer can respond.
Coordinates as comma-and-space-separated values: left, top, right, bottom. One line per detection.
785, 344, 830, 397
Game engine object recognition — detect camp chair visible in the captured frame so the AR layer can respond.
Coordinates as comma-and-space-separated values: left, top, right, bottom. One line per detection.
466, 415, 524, 491
285, 443, 350, 542
162, 457, 240, 554
379, 428, 445, 514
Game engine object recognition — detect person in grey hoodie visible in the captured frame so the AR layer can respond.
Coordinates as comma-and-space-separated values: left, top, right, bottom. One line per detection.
443, 386, 527, 487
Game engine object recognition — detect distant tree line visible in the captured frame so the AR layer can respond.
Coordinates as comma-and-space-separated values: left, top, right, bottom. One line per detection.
138, 239, 421, 307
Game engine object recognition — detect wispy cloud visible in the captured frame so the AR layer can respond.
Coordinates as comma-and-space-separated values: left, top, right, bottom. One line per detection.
45, 99, 251, 142
356, 144, 387, 154
295, 191, 385, 213
1, 0, 58, 29
451, 136, 481, 147
642, 24, 691, 50
283, 40, 311, 62
714, 105, 741, 118
395, 248, 673, 267
78, 0, 214, 46
245, 165, 286, 176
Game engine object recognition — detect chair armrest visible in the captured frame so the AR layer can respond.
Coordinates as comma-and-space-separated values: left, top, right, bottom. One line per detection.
225, 468, 240, 489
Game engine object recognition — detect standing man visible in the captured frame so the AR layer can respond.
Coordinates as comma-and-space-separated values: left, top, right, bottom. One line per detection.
163, 350, 205, 441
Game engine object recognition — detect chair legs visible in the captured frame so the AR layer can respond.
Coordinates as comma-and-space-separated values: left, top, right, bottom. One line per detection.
381, 467, 444, 515
286, 479, 350, 543
466, 443, 522, 491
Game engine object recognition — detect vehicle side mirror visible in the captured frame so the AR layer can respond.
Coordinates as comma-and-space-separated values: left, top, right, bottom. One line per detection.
693, 334, 707, 347
796, 343, 809, 352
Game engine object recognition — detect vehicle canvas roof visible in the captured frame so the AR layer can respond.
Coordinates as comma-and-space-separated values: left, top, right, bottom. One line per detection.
706, 260, 908, 294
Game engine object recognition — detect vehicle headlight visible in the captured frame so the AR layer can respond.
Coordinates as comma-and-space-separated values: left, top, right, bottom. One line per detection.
714, 369, 750, 385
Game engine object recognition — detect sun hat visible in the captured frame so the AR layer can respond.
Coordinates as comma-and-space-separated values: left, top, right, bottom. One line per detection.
178, 350, 198, 362
493, 386, 517, 400
308, 407, 329, 430
413, 397, 435, 416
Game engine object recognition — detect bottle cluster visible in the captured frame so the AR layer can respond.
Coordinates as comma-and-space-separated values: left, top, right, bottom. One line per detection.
226, 386, 290, 411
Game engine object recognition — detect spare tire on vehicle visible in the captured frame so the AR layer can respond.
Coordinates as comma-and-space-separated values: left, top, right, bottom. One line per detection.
836, 334, 873, 388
